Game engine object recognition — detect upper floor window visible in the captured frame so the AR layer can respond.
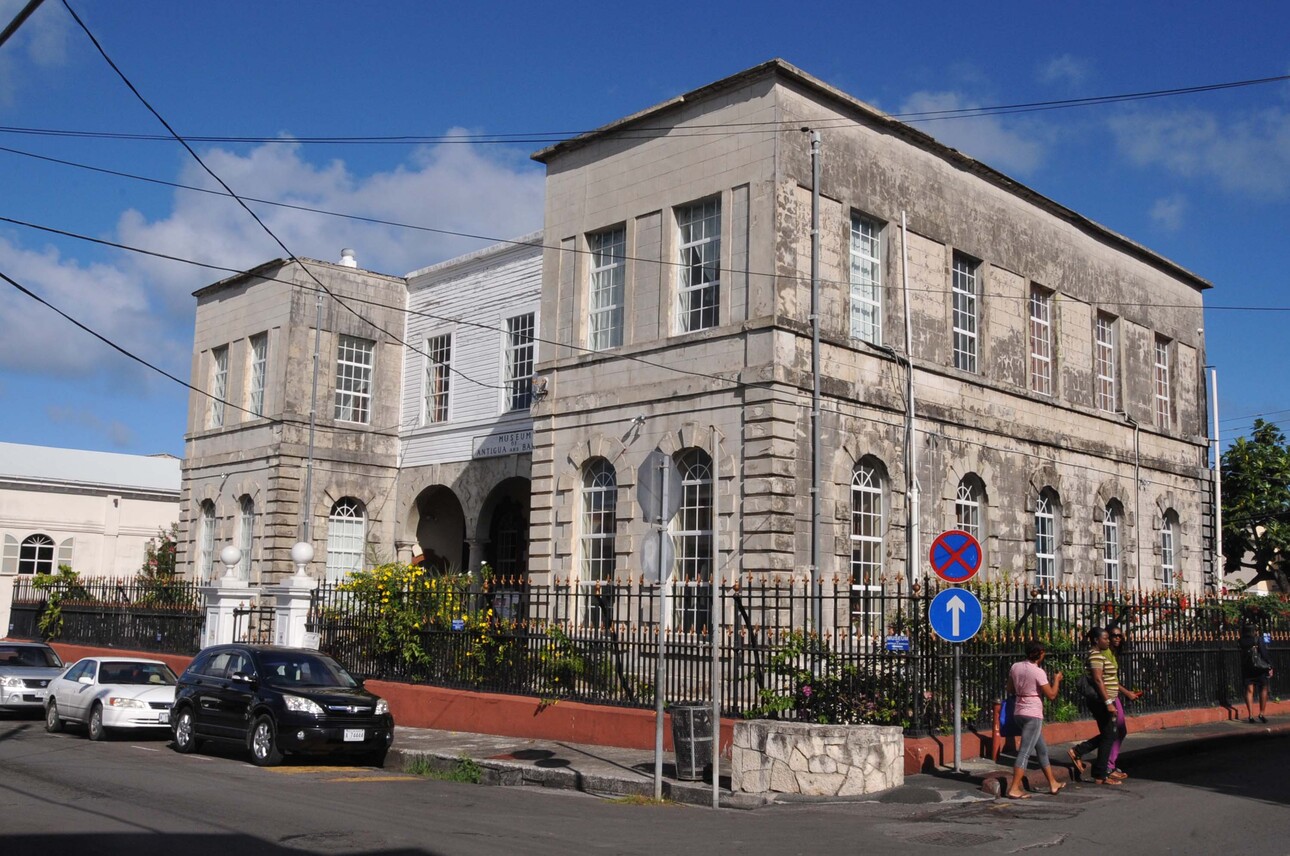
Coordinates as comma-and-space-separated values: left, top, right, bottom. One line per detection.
334, 335, 374, 424
238, 496, 255, 580
580, 458, 618, 586
676, 199, 721, 333
588, 228, 626, 351
247, 333, 267, 417
325, 498, 366, 581
951, 253, 979, 373
424, 333, 452, 424
1035, 489, 1060, 586
1154, 337, 1171, 429
1103, 501, 1122, 588
18, 534, 54, 575
1160, 512, 1177, 589
1095, 313, 1118, 413
1029, 286, 1053, 396
505, 313, 535, 411
208, 346, 228, 429
849, 214, 882, 344
198, 501, 216, 580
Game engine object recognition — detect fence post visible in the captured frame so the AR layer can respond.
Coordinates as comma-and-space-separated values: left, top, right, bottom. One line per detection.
199, 553, 252, 648
0, 566, 16, 638
267, 574, 317, 648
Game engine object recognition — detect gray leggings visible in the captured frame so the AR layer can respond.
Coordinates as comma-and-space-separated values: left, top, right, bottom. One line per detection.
1014, 715, 1050, 770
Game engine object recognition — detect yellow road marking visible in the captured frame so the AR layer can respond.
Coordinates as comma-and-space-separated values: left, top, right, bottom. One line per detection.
264, 765, 368, 775
323, 775, 420, 782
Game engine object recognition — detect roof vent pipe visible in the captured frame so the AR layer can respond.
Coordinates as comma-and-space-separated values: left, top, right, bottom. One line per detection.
339, 248, 357, 268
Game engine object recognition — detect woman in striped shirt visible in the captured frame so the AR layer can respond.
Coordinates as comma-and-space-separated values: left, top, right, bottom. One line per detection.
1067, 627, 1122, 785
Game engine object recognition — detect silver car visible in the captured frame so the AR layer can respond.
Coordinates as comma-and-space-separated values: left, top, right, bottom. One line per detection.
45, 657, 178, 740
0, 642, 65, 714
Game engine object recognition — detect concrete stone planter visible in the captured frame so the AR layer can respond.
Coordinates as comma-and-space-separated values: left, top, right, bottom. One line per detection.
731, 720, 904, 796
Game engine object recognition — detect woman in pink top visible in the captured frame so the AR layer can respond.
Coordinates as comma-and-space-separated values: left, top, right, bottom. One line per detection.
1004, 639, 1065, 798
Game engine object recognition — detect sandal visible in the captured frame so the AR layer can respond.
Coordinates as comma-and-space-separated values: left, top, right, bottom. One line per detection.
1108, 769, 1128, 780
1004, 791, 1032, 800
1067, 748, 1087, 780
1093, 777, 1123, 786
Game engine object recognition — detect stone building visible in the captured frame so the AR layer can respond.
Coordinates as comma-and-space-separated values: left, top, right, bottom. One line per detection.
527, 58, 1212, 614
179, 240, 542, 584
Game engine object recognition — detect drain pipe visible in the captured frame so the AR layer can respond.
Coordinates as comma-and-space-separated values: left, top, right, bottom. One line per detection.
1121, 411, 1141, 588
901, 212, 919, 591
1209, 367, 1223, 587
807, 128, 823, 630
710, 425, 720, 810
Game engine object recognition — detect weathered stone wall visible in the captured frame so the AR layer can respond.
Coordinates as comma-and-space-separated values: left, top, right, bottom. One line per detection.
731, 720, 904, 796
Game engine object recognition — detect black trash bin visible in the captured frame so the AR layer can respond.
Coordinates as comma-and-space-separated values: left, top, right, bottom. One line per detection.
670, 704, 713, 781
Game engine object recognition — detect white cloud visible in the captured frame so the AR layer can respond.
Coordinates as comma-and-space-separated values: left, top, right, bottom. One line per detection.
900, 91, 1045, 175
46, 405, 135, 448
1039, 55, 1090, 88
1149, 194, 1187, 231
1109, 106, 1290, 198
0, 0, 71, 105
1, 137, 545, 384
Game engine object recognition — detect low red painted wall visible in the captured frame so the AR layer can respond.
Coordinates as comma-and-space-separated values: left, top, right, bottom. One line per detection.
39, 642, 1275, 775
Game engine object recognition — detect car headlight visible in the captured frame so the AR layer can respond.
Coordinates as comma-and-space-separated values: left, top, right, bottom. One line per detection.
107, 696, 148, 708
374, 698, 389, 716
1, 675, 23, 689
282, 695, 324, 716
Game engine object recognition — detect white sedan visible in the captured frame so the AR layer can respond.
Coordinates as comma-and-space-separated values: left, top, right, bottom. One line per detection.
44, 657, 178, 740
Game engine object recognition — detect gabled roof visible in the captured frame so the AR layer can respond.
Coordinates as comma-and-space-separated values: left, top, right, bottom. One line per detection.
533, 58, 1210, 292
0, 442, 180, 496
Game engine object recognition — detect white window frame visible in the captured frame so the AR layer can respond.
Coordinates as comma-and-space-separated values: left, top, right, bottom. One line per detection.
1029, 286, 1053, 396
18, 534, 55, 575
1103, 503, 1120, 588
504, 313, 535, 411
1035, 491, 1058, 586
423, 332, 452, 425
198, 501, 215, 581
955, 478, 982, 542
1160, 514, 1177, 589
208, 346, 228, 429
1095, 313, 1118, 413
670, 449, 713, 631
951, 253, 979, 373
850, 462, 885, 632
247, 333, 267, 417
325, 498, 366, 581
676, 199, 721, 334
334, 335, 374, 424
238, 496, 254, 580
1154, 337, 1171, 429
849, 214, 882, 344
588, 227, 626, 351
580, 458, 618, 585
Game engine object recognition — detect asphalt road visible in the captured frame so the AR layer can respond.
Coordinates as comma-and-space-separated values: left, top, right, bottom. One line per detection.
2, 714, 1288, 856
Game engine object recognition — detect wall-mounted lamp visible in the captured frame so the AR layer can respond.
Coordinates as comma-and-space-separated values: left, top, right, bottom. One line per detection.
531, 376, 549, 401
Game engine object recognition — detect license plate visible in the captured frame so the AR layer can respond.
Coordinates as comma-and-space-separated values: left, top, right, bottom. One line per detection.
28, 691, 45, 700
158, 711, 170, 723
343, 728, 364, 742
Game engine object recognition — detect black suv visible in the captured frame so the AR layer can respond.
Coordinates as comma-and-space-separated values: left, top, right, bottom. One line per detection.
170, 644, 393, 767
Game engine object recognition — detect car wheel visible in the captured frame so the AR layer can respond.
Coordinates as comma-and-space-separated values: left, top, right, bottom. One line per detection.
45, 700, 63, 733
88, 704, 108, 741
249, 715, 284, 767
172, 707, 200, 754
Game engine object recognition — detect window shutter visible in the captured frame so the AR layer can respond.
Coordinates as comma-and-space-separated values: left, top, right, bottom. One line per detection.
1, 535, 18, 573
57, 538, 74, 569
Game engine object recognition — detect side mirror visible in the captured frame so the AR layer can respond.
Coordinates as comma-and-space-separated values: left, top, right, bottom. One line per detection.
78, 675, 94, 685
230, 671, 256, 686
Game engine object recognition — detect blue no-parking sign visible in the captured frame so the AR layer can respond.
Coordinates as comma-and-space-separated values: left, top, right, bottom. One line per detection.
928, 587, 983, 643
929, 529, 982, 583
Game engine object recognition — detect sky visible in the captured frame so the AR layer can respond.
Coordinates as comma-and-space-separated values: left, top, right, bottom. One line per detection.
0, 0, 1288, 459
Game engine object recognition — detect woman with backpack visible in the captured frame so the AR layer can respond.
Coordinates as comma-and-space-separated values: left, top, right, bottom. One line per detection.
1240, 621, 1274, 724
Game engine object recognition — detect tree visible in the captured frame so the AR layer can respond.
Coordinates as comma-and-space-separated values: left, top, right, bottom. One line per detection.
1222, 419, 1290, 590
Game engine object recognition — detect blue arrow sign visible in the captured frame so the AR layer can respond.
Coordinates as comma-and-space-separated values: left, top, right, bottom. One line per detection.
928, 587, 983, 643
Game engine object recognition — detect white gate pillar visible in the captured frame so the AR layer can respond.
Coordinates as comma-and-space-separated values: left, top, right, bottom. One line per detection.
199, 545, 250, 647
268, 542, 319, 649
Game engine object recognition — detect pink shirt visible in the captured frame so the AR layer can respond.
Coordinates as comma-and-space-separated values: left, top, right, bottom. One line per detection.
1009, 660, 1050, 718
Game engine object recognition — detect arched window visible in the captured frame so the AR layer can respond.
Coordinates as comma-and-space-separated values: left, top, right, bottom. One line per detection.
671, 448, 713, 631
325, 498, 366, 581
580, 459, 617, 584
198, 501, 216, 580
238, 496, 255, 580
1160, 511, 1178, 589
850, 459, 886, 632
955, 475, 986, 543
1103, 501, 1122, 588
18, 534, 54, 575
1035, 488, 1061, 586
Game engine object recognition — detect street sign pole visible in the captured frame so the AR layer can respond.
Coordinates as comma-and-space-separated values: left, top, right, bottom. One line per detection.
954, 645, 962, 772
653, 456, 669, 801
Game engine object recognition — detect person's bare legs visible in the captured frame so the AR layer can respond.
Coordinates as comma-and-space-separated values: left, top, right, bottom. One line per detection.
1006, 767, 1030, 798
1042, 765, 1064, 795
1259, 684, 1269, 718
1246, 681, 1256, 720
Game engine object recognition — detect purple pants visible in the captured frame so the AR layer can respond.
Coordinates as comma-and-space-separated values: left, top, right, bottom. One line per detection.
1107, 697, 1127, 770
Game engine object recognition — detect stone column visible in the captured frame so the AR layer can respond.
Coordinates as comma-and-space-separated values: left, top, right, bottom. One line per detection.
267, 542, 319, 649
0, 566, 17, 638
198, 545, 251, 648
466, 539, 487, 578
395, 540, 416, 565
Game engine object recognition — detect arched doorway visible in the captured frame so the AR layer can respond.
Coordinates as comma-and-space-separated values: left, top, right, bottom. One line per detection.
412, 486, 467, 573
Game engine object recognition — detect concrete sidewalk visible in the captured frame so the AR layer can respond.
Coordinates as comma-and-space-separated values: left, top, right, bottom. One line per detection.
386, 713, 1290, 808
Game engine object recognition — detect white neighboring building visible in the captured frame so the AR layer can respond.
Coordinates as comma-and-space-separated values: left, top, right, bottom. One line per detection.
0, 442, 180, 577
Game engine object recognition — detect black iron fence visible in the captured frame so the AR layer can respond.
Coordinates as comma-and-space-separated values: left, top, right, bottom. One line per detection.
9, 575, 205, 655
306, 574, 1289, 736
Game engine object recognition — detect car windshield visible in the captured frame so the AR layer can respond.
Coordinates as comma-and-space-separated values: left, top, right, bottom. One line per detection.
0, 644, 62, 669
99, 661, 178, 686
258, 653, 358, 689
